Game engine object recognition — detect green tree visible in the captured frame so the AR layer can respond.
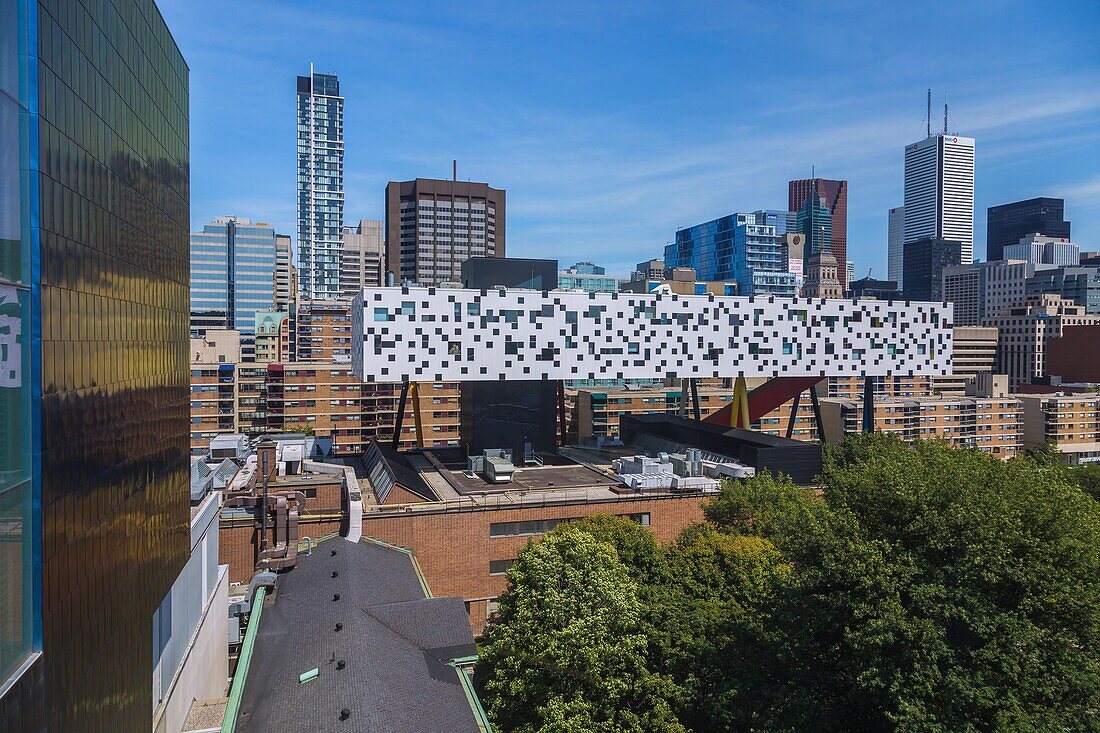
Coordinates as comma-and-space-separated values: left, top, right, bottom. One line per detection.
703, 469, 822, 541
1071, 463, 1100, 501
476, 528, 684, 733
760, 434, 1100, 732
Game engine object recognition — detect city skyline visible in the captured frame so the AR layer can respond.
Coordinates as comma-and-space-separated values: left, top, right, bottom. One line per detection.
160, 0, 1100, 278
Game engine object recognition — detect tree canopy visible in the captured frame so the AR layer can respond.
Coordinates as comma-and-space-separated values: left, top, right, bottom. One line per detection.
477, 435, 1100, 732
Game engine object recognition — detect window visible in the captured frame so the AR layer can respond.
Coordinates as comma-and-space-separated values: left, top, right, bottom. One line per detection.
373, 307, 389, 322
489, 559, 515, 575
490, 513, 649, 537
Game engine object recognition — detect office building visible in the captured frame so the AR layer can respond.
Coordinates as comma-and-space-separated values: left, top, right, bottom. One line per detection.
1003, 233, 1080, 266
558, 262, 619, 293
297, 66, 345, 300
632, 259, 666, 281
189, 216, 277, 358
903, 237, 962, 301
904, 133, 975, 264
1019, 392, 1100, 465
802, 252, 843, 298
1026, 266, 1100, 314
569, 386, 733, 442
791, 178, 847, 284
665, 211, 797, 296
340, 218, 385, 297
796, 188, 833, 258
2, 0, 192, 729
274, 233, 297, 360
932, 326, 999, 394
942, 259, 1049, 325
987, 197, 1070, 262
820, 393, 1022, 459
847, 276, 901, 300
982, 294, 1100, 390
385, 178, 505, 286
618, 267, 739, 296
888, 206, 905, 285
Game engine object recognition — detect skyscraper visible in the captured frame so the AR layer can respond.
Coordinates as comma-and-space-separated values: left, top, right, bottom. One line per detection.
903, 237, 963, 302
297, 66, 345, 300
3, 0, 191, 729
796, 189, 833, 257
190, 216, 277, 357
888, 206, 905, 285
986, 197, 1070, 262
385, 178, 506, 286
789, 178, 848, 286
904, 133, 975, 264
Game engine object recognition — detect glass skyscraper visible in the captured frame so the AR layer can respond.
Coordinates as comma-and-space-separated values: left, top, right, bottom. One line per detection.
797, 188, 833, 256
2, 0, 191, 730
190, 216, 277, 351
665, 211, 797, 297
297, 66, 345, 300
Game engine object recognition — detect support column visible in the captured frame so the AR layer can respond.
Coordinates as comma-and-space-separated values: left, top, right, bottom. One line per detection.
810, 385, 825, 443
786, 391, 802, 439
862, 375, 875, 433
690, 378, 701, 421
392, 379, 410, 450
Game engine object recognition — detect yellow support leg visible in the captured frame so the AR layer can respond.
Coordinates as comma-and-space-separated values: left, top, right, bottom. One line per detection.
729, 376, 750, 429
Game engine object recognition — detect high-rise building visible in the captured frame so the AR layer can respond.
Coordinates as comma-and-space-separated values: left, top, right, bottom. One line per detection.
2, 0, 192, 729
796, 188, 833, 257
632, 259, 666, 281
297, 66, 345, 300
903, 237, 962, 301
987, 197, 1070, 262
932, 326, 1000, 394
665, 211, 797, 296
559, 262, 618, 293
904, 133, 975, 264
385, 178, 505, 286
942, 259, 1051, 325
847, 277, 901, 300
340, 219, 385, 297
274, 234, 298, 360
189, 216, 277, 358
1003, 233, 1080, 266
1026, 266, 1100, 314
789, 178, 848, 286
888, 206, 905, 285
982, 294, 1100, 390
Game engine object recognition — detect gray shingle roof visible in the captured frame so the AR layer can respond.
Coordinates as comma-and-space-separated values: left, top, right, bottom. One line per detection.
234, 538, 481, 733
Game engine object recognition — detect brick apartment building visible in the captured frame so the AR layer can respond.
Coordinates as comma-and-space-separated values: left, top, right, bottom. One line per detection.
190, 363, 460, 454
1018, 392, 1100, 465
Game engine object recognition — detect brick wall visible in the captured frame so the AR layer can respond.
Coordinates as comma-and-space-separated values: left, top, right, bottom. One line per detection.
360, 495, 708, 634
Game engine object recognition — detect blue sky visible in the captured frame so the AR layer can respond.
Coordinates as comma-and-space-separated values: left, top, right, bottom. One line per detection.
159, 0, 1100, 279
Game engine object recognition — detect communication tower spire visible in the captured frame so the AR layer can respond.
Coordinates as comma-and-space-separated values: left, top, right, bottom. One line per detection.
926, 88, 931, 137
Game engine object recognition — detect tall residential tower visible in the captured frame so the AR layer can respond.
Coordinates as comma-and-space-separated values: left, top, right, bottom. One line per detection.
297, 66, 345, 300
904, 131, 975, 265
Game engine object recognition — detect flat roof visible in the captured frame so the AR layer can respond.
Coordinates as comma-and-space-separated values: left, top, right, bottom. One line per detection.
234, 538, 483, 733
447, 463, 620, 495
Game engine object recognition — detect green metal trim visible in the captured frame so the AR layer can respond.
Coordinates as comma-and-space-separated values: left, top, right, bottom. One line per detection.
450, 659, 493, 732
359, 535, 433, 597
221, 586, 267, 733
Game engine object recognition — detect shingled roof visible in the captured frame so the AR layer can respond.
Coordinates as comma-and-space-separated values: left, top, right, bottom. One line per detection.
232, 537, 487, 732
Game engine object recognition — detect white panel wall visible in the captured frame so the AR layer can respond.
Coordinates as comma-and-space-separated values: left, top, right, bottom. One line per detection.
353, 287, 952, 383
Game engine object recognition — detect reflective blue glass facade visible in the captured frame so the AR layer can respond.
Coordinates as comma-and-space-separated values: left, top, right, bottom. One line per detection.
665, 211, 796, 296
190, 216, 276, 337
1, 0, 190, 730
797, 188, 833, 256
297, 69, 344, 300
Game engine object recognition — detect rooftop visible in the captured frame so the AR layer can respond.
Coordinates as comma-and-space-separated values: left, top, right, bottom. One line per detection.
233, 537, 487, 733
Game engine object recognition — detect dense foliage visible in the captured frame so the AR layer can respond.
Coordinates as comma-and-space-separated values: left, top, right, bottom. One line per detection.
476, 435, 1100, 732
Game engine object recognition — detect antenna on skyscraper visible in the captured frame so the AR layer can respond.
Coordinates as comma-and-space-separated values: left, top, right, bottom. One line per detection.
926, 88, 932, 137
943, 93, 948, 134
